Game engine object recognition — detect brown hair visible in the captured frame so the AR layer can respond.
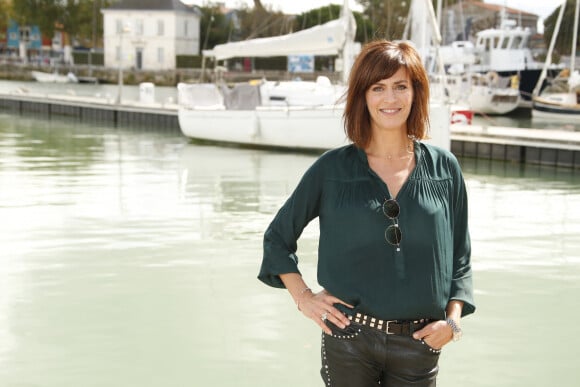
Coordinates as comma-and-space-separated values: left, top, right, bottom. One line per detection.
343, 40, 430, 148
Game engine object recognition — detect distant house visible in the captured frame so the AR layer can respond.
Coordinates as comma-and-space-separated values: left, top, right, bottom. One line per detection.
6, 20, 42, 58
101, 0, 201, 70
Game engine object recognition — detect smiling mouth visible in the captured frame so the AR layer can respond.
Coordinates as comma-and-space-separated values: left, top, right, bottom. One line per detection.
379, 108, 401, 114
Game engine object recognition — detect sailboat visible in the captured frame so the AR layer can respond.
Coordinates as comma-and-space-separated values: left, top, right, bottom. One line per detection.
532, 0, 580, 119
177, 0, 452, 151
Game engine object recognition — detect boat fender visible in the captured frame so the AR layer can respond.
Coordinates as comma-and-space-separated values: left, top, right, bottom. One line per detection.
510, 74, 520, 89
251, 113, 261, 140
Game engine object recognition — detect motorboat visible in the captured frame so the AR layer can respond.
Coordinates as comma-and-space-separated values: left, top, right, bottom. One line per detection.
31, 70, 79, 83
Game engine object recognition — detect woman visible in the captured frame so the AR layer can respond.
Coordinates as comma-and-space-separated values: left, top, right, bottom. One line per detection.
258, 40, 475, 386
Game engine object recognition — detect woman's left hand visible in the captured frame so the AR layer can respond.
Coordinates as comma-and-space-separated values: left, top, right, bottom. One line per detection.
412, 320, 453, 350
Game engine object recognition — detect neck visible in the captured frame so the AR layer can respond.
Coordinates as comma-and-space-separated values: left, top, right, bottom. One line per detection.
365, 135, 413, 160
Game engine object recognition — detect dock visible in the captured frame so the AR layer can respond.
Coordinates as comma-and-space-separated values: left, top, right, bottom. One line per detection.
451, 124, 580, 169
0, 91, 579, 169
0, 90, 179, 132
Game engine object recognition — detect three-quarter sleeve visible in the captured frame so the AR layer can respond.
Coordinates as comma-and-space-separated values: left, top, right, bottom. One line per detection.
449, 156, 475, 316
258, 159, 324, 288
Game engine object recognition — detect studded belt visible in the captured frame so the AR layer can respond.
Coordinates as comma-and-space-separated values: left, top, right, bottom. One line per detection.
348, 313, 432, 336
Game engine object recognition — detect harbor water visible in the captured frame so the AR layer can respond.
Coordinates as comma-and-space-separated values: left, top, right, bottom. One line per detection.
0, 86, 580, 386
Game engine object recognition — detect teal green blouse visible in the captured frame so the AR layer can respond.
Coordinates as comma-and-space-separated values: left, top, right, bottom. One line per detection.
258, 142, 475, 320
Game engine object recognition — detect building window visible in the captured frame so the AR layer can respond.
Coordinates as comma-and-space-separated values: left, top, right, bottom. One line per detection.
157, 20, 164, 36
116, 19, 123, 34
157, 47, 164, 64
184, 20, 188, 36
135, 19, 144, 35
116, 46, 121, 61
19, 27, 30, 41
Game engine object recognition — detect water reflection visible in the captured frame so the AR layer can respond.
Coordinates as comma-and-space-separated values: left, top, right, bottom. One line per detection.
0, 114, 579, 386
177, 145, 318, 240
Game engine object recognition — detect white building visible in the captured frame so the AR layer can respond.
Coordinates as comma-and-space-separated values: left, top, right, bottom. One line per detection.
102, 0, 201, 70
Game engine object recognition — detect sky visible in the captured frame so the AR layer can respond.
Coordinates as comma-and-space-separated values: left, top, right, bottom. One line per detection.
192, 0, 564, 21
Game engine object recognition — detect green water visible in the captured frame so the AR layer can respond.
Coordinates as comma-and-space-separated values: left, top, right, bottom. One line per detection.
0, 114, 579, 386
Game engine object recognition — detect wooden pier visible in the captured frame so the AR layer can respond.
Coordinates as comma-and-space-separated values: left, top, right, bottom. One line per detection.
1, 91, 579, 169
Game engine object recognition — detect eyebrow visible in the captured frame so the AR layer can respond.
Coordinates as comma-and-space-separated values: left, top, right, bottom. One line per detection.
374, 79, 410, 86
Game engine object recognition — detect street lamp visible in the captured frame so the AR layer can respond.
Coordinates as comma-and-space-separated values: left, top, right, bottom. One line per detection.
116, 24, 131, 105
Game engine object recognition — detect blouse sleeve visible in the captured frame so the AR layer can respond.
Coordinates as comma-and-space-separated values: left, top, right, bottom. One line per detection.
257, 158, 324, 288
449, 156, 476, 317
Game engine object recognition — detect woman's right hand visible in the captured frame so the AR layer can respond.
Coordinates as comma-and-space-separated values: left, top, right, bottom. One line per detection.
297, 289, 353, 335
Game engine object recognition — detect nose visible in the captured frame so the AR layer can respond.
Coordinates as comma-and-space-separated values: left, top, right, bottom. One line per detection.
382, 88, 397, 102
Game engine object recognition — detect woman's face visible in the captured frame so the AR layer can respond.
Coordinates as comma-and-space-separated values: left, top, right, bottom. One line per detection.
365, 67, 413, 134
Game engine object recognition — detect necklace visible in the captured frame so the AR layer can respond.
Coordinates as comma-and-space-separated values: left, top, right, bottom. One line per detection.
367, 141, 414, 161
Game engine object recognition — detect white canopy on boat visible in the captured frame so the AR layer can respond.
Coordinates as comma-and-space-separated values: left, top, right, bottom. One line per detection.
204, 1, 356, 61
205, 18, 351, 60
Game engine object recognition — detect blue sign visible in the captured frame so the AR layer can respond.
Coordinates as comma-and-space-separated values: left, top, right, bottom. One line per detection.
288, 55, 314, 73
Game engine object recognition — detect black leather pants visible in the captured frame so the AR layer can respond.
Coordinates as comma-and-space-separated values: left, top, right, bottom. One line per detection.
320, 321, 441, 387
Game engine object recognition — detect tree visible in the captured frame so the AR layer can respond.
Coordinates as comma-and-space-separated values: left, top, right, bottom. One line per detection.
355, 0, 410, 40
0, 0, 11, 42
10, 0, 110, 48
199, 5, 231, 49
543, 0, 580, 56
11, 0, 61, 37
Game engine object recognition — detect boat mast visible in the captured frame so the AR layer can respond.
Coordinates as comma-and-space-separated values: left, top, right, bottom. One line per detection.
571, 0, 579, 73
532, 0, 567, 97
340, 0, 356, 84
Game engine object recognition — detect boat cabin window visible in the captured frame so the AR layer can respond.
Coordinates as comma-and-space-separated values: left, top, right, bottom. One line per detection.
483, 38, 491, 51
512, 36, 523, 49
493, 37, 500, 49
501, 37, 509, 49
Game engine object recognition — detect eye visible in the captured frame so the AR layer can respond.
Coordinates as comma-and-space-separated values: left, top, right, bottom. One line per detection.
371, 85, 384, 92
395, 84, 408, 91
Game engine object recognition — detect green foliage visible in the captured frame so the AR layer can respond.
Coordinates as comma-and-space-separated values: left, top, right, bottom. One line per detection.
293, 4, 342, 30
199, 5, 231, 50
543, 0, 580, 56
354, 0, 410, 40
72, 50, 104, 65
176, 55, 204, 69
0, 0, 11, 38
10, 0, 110, 47
254, 56, 286, 70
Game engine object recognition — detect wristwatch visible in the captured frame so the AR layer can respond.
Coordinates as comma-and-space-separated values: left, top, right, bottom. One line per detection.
445, 318, 463, 341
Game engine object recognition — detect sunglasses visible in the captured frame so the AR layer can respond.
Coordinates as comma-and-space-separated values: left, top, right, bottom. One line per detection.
382, 198, 402, 251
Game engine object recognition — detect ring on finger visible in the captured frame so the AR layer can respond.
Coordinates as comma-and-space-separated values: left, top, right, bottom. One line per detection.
321, 312, 328, 321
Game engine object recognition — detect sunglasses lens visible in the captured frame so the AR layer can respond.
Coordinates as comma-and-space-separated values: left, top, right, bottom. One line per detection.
383, 199, 400, 219
385, 225, 402, 245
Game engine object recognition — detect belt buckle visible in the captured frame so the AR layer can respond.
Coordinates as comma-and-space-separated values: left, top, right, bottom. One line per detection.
385, 320, 394, 335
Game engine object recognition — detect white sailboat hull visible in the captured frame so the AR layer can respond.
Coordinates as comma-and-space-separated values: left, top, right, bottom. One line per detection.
532, 93, 580, 120
178, 105, 348, 151
178, 102, 451, 151
468, 85, 520, 115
